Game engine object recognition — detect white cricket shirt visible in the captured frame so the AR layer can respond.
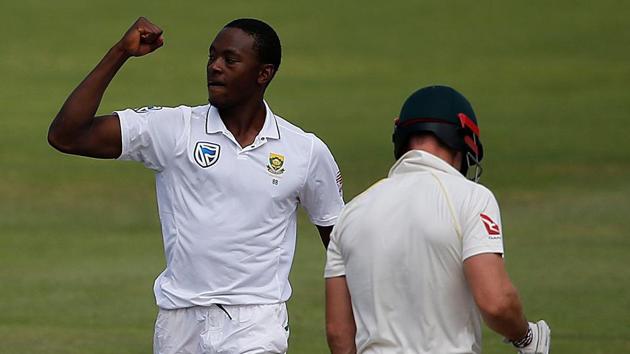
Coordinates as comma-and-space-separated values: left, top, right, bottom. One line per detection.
325, 150, 504, 354
116, 102, 344, 309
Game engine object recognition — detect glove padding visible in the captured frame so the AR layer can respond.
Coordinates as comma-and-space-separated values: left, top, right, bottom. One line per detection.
510, 320, 551, 354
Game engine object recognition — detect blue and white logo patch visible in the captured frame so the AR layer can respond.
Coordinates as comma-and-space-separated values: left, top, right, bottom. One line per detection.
193, 142, 220, 168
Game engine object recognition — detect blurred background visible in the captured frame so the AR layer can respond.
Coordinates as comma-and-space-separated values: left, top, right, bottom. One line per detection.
1, 0, 628, 353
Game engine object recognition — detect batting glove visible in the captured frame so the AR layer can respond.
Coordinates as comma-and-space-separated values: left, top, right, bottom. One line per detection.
509, 320, 551, 354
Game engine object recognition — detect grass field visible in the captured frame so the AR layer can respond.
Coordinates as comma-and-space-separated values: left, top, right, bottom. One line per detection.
2, 0, 629, 353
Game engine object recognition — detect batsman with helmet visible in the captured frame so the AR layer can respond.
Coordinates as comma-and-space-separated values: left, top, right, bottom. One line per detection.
324, 85, 551, 354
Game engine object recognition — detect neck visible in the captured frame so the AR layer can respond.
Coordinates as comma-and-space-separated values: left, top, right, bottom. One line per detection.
218, 97, 266, 148
407, 135, 461, 170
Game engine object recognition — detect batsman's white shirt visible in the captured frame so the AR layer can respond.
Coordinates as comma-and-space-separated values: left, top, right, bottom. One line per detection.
325, 150, 504, 354
116, 102, 344, 309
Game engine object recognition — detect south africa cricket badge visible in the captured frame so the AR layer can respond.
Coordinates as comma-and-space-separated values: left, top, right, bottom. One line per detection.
267, 152, 286, 176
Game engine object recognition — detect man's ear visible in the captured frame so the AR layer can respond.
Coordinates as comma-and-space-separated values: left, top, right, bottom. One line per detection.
258, 64, 276, 86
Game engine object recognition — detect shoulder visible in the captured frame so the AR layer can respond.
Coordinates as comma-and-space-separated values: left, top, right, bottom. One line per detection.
115, 105, 197, 149
425, 170, 499, 212
455, 179, 500, 215
331, 178, 388, 243
275, 114, 332, 156
132, 105, 188, 115
465, 181, 497, 204
338, 179, 387, 219
275, 115, 316, 141
190, 103, 210, 119
118, 104, 191, 121
437, 170, 494, 198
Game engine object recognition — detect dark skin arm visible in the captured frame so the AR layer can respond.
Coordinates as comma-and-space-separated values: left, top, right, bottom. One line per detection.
317, 225, 333, 248
47, 17, 164, 158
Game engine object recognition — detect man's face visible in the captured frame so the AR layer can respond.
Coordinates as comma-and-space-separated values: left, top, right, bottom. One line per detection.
207, 27, 263, 109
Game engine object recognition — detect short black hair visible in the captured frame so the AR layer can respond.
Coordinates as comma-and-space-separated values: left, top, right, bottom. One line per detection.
225, 18, 281, 71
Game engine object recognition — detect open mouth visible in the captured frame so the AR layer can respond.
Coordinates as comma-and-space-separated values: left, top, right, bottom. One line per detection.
207, 81, 226, 87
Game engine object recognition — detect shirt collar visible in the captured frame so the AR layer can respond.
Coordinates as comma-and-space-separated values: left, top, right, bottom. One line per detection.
205, 100, 280, 140
388, 150, 463, 178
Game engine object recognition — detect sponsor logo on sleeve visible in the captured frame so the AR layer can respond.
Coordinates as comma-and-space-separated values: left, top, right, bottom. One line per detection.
133, 106, 163, 113
193, 142, 220, 168
480, 213, 501, 236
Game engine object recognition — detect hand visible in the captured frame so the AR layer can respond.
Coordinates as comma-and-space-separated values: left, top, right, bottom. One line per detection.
510, 320, 551, 354
118, 17, 164, 57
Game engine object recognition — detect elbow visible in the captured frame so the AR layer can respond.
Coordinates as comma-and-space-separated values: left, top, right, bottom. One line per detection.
326, 323, 356, 354
479, 299, 512, 320
47, 128, 60, 150
477, 287, 522, 321
325, 322, 343, 342
47, 129, 66, 153
47, 127, 75, 154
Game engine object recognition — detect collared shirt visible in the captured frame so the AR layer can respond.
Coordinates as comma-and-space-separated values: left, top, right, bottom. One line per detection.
116, 102, 344, 309
325, 150, 504, 354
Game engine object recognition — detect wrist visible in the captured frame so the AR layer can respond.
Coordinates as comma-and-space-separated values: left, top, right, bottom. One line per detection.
110, 41, 132, 61
510, 323, 533, 348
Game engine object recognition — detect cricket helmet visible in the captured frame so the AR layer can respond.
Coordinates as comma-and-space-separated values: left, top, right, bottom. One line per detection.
392, 85, 484, 181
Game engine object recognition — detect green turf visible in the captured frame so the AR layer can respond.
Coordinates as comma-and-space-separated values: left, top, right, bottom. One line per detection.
2, 0, 629, 353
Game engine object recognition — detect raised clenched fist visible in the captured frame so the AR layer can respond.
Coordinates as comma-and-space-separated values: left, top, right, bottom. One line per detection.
118, 17, 164, 57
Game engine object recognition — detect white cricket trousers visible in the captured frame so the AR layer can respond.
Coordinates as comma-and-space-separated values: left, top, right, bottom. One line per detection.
153, 303, 289, 354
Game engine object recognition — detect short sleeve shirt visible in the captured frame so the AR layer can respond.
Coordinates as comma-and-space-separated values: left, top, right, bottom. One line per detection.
325, 150, 503, 354
117, 103, 344, 308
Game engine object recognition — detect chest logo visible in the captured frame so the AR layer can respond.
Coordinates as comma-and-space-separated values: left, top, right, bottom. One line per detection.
193, 142, 221, 168
267, 152, 286, 175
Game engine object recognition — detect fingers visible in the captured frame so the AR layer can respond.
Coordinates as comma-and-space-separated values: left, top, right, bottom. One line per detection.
120, 17, 165, 56
147, 34, 165, 52
136, 17, 163, 44
138, 18, 164, 53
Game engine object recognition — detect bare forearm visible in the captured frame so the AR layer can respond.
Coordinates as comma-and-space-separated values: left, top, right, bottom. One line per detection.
327, 323, 357, 354
49, 43, 129, 143
479, 286, 529, 341
464, 254, 529, 342
48, 17, 163, 157
326, 277, 357, 354
328, 337, 357, 354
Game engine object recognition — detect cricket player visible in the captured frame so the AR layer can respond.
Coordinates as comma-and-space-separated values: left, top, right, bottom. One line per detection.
48, 17, 344, 354
324, 85, 550, 354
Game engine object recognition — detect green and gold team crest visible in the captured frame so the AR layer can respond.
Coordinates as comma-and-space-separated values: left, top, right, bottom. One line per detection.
267, 152, 286, 176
